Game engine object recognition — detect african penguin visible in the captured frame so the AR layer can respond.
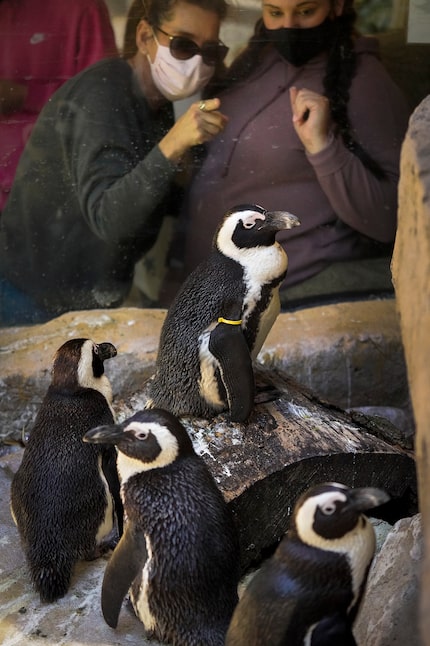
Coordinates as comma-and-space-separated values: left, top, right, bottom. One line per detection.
147, 204, 300, 422
84, 408, 240, 646
225, 482, 389, 646
10, 338, 123, 603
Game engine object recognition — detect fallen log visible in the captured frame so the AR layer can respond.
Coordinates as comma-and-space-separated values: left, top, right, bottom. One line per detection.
134, 367, 417, 572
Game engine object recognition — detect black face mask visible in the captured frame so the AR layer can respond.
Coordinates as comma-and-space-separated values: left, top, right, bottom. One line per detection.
263, 18, 337, 67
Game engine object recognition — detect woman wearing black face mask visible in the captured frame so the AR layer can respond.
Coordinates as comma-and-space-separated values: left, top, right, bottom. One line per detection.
179, 0, 411, 309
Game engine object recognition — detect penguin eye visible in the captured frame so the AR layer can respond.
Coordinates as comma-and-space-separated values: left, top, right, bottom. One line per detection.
321, 503, 337, 515
136, 430, 149, 441
242, 220, 256, 229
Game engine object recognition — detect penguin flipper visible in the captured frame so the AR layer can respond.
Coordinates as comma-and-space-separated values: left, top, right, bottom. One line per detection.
209, 319, 254, 423
101, 523, 147, 628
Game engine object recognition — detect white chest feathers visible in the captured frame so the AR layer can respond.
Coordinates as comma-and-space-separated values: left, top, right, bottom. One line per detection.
296, 493, 376, 611
240, 244, 286, 357
131, 534, 157, 631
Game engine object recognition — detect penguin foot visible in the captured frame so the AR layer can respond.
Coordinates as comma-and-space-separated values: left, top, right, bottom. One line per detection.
89, 536, 120, 560
125, 596, 135, 614
3, 426, 30, 448
102, 535, 121, 553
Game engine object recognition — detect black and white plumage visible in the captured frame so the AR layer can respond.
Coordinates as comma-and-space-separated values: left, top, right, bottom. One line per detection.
148, 204, 300, 422
84, 408, 240, 646
226, 482, 389, 646
10, 338, 123, 603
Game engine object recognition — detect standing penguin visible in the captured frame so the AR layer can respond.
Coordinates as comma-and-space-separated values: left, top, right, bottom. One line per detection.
10, 338, 123, 603
148, 204, 300, 422
226, 482, 389, 646
84, 408, 240, 646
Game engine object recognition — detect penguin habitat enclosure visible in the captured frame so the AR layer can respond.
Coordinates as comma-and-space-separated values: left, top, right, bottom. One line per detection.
0, 344, 417, 646
0, 207, 418, 644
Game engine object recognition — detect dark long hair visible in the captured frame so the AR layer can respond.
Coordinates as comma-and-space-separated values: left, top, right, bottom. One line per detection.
219, 1, 386, 180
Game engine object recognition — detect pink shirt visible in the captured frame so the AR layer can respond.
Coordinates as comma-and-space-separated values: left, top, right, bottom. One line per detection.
0, 0, 117, 210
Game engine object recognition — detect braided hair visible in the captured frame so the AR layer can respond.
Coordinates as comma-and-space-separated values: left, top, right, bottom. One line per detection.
324, 3, 387, 179
219, 1, 386, 180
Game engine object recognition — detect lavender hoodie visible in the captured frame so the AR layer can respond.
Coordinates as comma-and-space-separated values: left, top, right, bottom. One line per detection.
183, 37, 410, 288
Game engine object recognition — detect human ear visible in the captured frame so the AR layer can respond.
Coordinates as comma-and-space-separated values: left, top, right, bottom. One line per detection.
135, 19, 153, 55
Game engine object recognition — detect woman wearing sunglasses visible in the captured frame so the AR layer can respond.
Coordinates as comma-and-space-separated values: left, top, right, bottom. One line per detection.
181, 0, 410, 308
0, 0, 228, 326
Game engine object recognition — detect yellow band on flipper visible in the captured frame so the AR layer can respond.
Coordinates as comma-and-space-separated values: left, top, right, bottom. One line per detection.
218, 317, 242, 325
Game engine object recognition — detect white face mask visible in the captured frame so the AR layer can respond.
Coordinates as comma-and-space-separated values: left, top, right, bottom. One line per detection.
147, 32, 215, 101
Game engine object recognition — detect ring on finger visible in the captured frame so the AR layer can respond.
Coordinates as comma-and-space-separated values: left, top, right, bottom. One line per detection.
199, 101, 206, 112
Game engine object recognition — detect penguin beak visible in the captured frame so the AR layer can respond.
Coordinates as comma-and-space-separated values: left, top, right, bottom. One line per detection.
83, 424, 124, 445
347, 487, 390, 512
262, 210, 301, 232
96, 342, 117, 361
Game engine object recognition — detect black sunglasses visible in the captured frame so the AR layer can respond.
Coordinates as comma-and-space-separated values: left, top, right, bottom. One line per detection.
155, 26, 229, 66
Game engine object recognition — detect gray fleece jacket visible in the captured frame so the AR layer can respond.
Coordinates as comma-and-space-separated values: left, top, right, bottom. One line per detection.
0, 57, 181, 314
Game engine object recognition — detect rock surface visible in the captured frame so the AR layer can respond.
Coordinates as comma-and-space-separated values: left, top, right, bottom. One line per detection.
0, 448, 162, 646
392, 94, 430, 645
0, 300, 411, 445
355, 514, 423, 646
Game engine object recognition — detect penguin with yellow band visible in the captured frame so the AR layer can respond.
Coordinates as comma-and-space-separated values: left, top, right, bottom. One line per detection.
148, 204, 300, 422
208, 302, 254, 422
